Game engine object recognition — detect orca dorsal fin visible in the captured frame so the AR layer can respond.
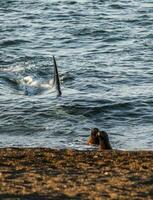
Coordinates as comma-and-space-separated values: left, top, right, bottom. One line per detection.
52, 56, 62, 97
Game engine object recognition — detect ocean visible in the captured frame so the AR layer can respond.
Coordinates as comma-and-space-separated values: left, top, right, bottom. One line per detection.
0, 0, 153, 149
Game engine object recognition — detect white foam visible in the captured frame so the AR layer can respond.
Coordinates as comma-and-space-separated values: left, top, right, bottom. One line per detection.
18, 76, 55, 95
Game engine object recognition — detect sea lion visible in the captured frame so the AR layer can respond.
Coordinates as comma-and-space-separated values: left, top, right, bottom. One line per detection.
87, 128, 112, 150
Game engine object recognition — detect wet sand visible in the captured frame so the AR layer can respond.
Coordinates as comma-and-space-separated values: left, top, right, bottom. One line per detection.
0, 148, 153, 199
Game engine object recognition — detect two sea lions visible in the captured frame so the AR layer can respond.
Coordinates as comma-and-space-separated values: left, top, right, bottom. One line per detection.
87, 128, 112, 150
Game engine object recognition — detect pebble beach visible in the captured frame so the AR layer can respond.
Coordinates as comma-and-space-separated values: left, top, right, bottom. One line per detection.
0, 148, 153, 199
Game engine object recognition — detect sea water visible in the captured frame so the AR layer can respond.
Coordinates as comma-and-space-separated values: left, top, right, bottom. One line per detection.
0, 0, 153, 150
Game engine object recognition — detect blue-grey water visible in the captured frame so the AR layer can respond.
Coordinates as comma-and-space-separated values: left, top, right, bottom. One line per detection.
0, 0, 153, 150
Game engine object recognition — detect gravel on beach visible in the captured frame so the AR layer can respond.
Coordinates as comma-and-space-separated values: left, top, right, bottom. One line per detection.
0, 148, 153, 199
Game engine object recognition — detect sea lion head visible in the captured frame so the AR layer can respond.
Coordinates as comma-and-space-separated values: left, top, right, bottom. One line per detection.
87, 128, 99, 145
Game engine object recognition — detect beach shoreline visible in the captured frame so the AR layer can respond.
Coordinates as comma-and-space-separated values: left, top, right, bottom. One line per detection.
0, 148, 153, 199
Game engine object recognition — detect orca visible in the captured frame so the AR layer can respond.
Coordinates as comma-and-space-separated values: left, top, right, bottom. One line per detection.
21, 56, 62, 96
52, 56, 62, 97
0, 56, 62, 97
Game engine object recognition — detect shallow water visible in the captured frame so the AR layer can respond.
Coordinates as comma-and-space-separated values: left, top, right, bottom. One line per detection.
0, 0, 153, 150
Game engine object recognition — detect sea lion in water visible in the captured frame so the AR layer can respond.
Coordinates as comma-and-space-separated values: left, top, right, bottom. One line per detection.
87, 128, 112, 150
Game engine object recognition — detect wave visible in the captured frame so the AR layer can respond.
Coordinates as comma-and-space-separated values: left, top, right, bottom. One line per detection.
0, 39, 30, 47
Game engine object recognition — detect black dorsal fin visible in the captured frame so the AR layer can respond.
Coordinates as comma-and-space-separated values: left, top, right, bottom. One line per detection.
53, 56, 62, 97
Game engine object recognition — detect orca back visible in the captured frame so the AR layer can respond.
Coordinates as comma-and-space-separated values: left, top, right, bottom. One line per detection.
52, 56, 62, 97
